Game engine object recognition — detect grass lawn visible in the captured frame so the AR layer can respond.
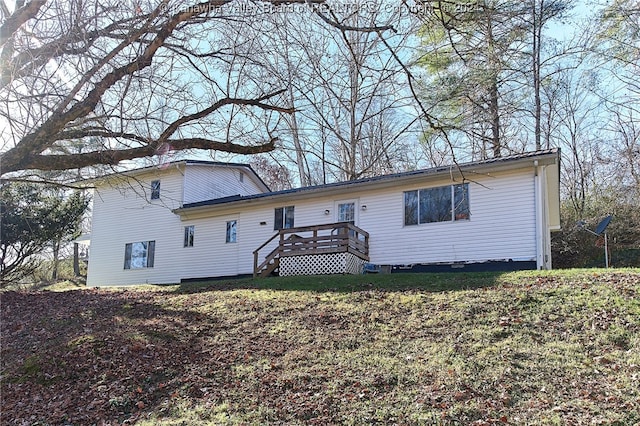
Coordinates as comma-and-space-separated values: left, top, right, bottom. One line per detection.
1, 269, 639, 425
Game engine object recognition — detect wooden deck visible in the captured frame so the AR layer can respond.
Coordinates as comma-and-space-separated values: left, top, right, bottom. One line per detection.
253, 222, 369, 278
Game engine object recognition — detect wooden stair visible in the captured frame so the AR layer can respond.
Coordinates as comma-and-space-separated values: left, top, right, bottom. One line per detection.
259, 257, 280, 278
253, 222, 369, 278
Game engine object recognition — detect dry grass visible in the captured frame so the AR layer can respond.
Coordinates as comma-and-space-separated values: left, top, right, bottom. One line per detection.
1, 269, 639, 425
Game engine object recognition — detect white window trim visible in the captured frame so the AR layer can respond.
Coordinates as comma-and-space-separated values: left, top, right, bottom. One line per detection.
274, 206, 295, 230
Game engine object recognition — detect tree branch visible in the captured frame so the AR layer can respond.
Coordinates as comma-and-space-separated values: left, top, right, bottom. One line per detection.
24, 137, 278, 171
0, 0, 46, 48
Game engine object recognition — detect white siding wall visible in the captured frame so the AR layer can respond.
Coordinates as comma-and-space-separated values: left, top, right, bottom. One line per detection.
175, 201, 340, 281
183, 165, 264, 204
89, 166, 538, 285
87, 168, 187, 286
359, 171, 536, 265
178, 169, 537, 281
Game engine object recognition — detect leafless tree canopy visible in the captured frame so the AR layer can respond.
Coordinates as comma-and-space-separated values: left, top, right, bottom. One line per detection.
0, 0, 396, 176
213, 4, 423, 184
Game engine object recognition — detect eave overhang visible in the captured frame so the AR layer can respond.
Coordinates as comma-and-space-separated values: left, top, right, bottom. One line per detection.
173, 149, 560, 221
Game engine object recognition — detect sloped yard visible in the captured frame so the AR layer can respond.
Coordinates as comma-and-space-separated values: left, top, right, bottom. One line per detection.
1, 270, 639, 425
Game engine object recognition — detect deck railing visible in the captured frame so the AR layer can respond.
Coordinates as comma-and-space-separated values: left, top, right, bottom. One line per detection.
253, 222, 369, 278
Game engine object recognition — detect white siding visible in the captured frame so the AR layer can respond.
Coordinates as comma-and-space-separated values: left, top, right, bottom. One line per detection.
176, 214, 243, 279
88, 165, 540, 285
183, 165, 264, 204
359, 171, 536, 265
86, 168, 187, 286
175, 201, 342, 281
177, 169, 537, 281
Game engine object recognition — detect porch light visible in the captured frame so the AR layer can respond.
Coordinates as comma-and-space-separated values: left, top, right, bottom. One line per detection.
324, 209, 330, 215
361, 205, 367, 211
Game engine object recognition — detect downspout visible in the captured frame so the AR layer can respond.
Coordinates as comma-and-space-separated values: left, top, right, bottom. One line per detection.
541, 165, 551, 269
534, 161, 544, 270
533, 161, 551, 270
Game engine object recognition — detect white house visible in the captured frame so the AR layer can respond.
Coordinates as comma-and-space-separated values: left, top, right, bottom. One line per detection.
85, 150, 561, 286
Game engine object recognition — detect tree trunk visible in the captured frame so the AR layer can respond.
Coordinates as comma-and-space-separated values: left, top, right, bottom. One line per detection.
485, 11, 501, 158
73, 243, 81, 277
489, 76, 501, 158
533, 0, 543, 150
52, 241, 60, 281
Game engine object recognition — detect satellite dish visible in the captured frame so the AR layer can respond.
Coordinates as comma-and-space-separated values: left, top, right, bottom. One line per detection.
579, 215, 613, 268
595, 215, 612, 236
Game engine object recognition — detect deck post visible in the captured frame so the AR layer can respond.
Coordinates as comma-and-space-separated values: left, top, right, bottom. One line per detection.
253, 251, 258, 278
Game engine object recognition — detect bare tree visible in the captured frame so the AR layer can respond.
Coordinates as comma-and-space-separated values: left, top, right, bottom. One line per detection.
211, 3, 422, 184
0, 0, 397, 177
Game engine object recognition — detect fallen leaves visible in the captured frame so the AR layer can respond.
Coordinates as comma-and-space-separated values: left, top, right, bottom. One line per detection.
1, 270, 639, 424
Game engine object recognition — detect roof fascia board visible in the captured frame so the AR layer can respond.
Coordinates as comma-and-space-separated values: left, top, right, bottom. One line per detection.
76, 161, 187, 187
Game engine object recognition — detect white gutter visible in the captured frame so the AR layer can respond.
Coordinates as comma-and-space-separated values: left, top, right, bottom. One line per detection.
533, 161, 551, 270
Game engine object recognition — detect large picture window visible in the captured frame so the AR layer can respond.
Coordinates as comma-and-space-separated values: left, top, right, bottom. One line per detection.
274, 206, 295, 230
404, 184, 469, 226
124, 241, 155, 269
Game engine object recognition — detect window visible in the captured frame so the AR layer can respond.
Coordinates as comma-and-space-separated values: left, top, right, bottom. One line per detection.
239, 172, 244, 183
226, 220, 237, 243
150, 180, 160, 199
337, 202, 355, 224
124, 241, 155, 269
274, 206, 294, 230
404, 183, 469, 226
337, 201, 357, 237
184, 225, 194, 247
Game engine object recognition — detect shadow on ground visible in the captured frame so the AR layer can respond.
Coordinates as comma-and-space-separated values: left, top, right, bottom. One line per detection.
168, 271, 507, 294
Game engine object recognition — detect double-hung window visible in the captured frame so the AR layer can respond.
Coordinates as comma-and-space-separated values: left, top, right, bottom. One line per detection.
124, 241, 155, 269
274, 206, 295, 230
184, 226, 195, 247
404, 183, 470, 226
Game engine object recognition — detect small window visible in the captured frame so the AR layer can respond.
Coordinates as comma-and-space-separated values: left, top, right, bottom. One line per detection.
404, 183, 469, 226
184, 225, 194, 247
124, 241, 155, 269
274, 206, 295, 230
239, 172, 244, 183
226, 220, 237, 243
150, 180, 160, 200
